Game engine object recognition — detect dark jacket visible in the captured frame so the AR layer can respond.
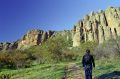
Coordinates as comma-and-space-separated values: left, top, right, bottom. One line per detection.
82, 53, 95, 67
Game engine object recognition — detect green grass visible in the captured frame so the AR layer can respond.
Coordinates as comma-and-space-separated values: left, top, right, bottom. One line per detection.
0, 63, 66, 79
0, 59, 120, 79
76, 58, 120, 79
93, 59, 120, 78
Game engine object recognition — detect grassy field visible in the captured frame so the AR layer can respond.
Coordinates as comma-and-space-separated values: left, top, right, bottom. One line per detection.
77, 58, 120, 79
0, 63, 66, 79
93, 59, 120, 79
0, 59, 120, 79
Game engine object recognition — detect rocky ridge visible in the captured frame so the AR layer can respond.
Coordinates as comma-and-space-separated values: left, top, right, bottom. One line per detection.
0, 6, 120, 50
17, 29, 54, 49
0, 29, 55, 50
72, 7, 120, 47
0, 42, 18, 51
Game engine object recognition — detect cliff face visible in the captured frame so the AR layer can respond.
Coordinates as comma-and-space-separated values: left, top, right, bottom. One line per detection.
17, 29, 54, 49
0, 6, 120, 50
0, 42, 18, 51
72, 7, 120, 47
0, 29, 54, 50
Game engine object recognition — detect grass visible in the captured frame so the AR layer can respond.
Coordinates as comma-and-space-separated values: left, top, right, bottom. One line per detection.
93, 58, 120, 79
76, 58, 120, 79
0, 63, 66, 79
0, 59, 120, 79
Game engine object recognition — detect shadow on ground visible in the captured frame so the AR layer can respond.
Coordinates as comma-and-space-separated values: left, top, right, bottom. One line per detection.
96, 71, 120, 79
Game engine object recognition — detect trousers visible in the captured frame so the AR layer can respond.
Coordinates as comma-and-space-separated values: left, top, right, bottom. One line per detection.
84, 65, 92, 79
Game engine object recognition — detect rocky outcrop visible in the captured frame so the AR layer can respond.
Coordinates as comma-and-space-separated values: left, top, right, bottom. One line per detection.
17, 29, 54, 49
72, 7, 120, 47
0, 42, 18, 51
0, 29, 54, 51
1, 6, 120, 49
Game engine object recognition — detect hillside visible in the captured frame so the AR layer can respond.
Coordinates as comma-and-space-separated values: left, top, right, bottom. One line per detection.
0, 7, 120, 51
0, 6, 120, 79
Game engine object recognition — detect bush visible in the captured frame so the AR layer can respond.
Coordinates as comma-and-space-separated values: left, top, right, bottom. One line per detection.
0, 32, 99, 68
59, 41, 98, 61
0, 74, 11, 79
93, 37, 120, 60
23, 34, 72, 64
79, 41, 98, 55
0, 50, 32, 69
62, 48, 79, 61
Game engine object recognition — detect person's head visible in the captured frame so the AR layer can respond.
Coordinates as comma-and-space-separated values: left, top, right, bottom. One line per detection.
86, 49, 90, 54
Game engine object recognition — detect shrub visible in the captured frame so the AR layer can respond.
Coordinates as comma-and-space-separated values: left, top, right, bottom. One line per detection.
62, 48, 79, 61
78, 41, 98, 56
59, 41, 98, 61
93, 37, 120, 60
0, 74, 11, 79
0, 50, 32, 69
24, 33, 73, 64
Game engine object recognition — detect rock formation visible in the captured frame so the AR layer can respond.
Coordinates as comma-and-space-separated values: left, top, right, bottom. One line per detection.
0, 29, 54, 50
17, 29, 54, 49
0, 42, 18, 51
0, 6, 120, 49
72, 7, 120, 47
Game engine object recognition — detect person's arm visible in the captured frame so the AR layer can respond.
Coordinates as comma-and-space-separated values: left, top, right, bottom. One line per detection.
91, 55, 95, 67
82, 56, 84, 67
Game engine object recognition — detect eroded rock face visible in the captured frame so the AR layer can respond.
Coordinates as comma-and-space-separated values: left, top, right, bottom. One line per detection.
72, 7, 120, 47
0, 29, 55, 51
0, 42, 18, 51
17, 29, 54, 49
1, 6, 120, 49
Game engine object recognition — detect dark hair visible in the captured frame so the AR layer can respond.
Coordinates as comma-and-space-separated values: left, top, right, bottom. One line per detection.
86, 49, 90, 53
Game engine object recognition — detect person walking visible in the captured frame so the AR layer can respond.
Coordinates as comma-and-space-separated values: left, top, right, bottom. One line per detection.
82, 49, 95, 79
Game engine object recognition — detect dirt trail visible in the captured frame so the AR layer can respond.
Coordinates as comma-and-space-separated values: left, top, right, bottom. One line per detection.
63, 63, 85, 79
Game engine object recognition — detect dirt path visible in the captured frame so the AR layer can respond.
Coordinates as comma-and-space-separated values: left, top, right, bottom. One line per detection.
63, 63, 85, 79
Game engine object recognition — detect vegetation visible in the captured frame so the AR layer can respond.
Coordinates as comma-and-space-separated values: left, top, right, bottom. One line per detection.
0, 59, 119, 79
93, 59, 120, 78
0, 63, 65, 79
0, 33, 120, 79
0, 33, 73, 68
76, 58, 120, 79
94, 37, 120, 60
0, 50, 33, 69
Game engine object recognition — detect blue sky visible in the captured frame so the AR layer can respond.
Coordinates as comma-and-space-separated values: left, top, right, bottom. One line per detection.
0, 0, 120, 42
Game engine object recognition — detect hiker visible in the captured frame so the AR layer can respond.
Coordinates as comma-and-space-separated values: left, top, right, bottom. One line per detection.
82, 49, 95, 79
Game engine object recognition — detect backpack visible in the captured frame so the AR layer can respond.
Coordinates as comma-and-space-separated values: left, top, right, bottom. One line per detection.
84, 54, 91, 64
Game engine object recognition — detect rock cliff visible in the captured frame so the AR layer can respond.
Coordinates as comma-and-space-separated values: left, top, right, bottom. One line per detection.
1, 6, 120, 50
0, 42, 18, 51
17, 29, 54, 49
0, 29, 54, 50
72, 7, 120, 47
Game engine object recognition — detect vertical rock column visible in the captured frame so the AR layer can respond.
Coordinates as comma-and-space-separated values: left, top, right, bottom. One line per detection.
73, 26, 81, 47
